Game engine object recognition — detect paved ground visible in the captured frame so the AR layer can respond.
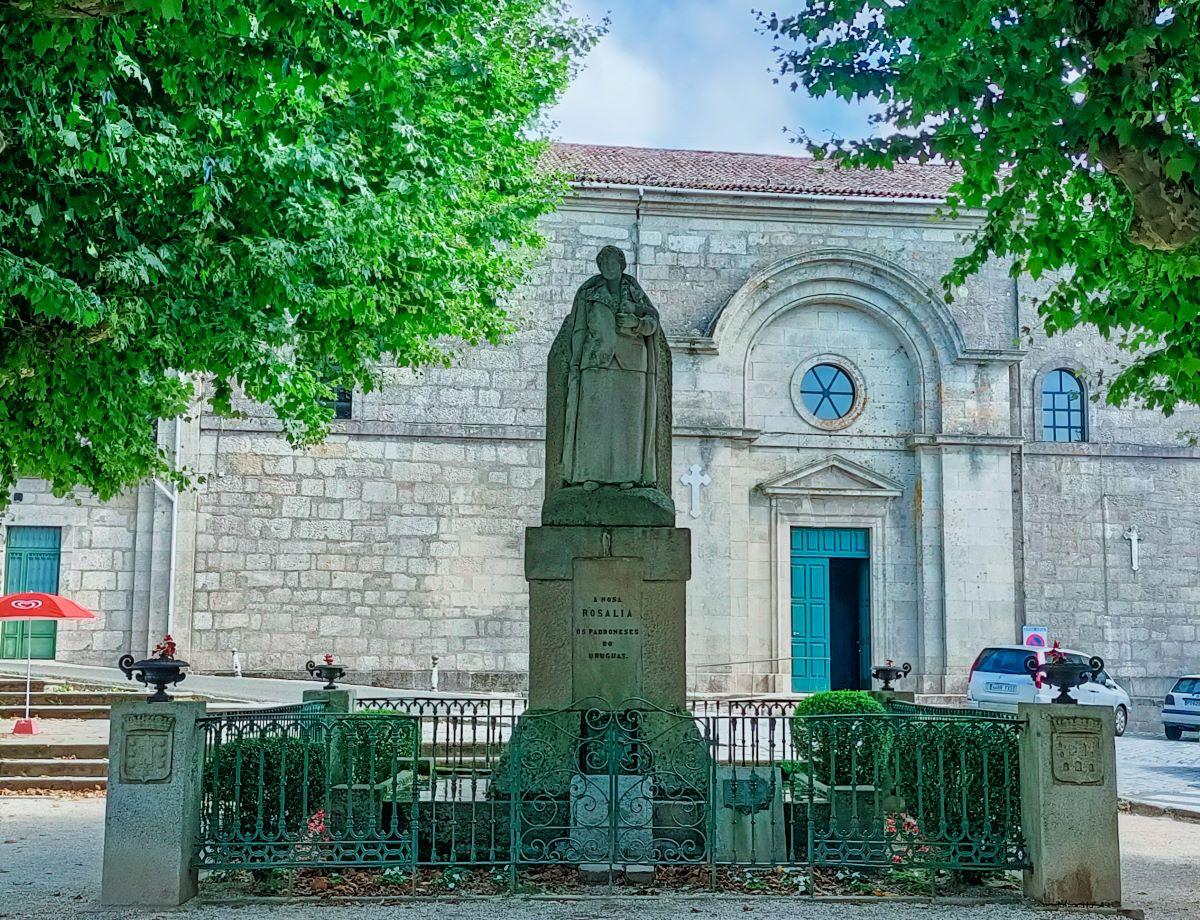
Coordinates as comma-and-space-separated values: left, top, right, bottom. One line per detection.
1116, 732, 1200, 815
0, 797, 1195, 920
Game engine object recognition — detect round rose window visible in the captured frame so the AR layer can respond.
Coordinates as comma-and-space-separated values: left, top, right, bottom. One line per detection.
798, 363, 856, 421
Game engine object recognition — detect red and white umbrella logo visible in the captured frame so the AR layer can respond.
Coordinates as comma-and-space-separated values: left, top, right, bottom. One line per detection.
0, 592, 96, 735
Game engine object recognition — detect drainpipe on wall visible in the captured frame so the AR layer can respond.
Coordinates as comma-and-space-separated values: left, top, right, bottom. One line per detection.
1010, 273, 1027, 634
633, 184, 645, 281
151, 417, 181, 643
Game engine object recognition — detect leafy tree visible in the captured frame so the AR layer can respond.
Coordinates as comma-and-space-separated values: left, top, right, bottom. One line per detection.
0, 0, 595, 507
763, 1, 1200, 415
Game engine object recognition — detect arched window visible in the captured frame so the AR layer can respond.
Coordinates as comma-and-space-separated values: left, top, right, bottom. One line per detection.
1041, 369, 1085, 442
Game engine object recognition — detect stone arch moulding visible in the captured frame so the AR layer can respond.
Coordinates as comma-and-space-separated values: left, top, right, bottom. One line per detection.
706, 249, 968, 435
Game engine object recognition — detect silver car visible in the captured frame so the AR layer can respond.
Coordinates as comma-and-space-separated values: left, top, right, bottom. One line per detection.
1163, 675, 1200, 740
966, 645, 1131, 736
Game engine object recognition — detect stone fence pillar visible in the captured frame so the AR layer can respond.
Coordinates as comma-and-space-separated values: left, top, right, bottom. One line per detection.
101, 698, 206, 907
302, 687, 357, 713
1018, 703, 1121, 906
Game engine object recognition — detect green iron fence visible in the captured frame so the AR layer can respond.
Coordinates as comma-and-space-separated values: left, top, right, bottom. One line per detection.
195, 698, 1027, 877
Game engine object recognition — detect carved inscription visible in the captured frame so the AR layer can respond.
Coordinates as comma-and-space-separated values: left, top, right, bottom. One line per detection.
572, 557, 643, 705
1052, 731, 1103, 785
121, 713, 175, 784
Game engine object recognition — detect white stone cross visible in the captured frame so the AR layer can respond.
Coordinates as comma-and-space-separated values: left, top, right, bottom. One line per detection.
1123, 525, 1140, 572
680, 464, 711, 519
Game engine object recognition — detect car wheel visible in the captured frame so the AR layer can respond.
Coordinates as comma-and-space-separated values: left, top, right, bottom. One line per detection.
1114, 705, 1128, 737
1166, 725, 1184, 741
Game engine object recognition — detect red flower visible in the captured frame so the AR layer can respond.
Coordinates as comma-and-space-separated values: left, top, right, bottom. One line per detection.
1047, 641, 1066, 664
153, 634, 177, 660
307, 809, 329, 839
323, 653, 334, 666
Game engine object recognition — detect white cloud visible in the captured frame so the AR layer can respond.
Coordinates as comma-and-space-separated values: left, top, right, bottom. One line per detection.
548, 0, 878, 155
550, 37, 673, 148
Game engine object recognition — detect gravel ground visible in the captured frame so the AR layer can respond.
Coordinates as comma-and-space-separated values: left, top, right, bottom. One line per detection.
2, 797, 1195, 920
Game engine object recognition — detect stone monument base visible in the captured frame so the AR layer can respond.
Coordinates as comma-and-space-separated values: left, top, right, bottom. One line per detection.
496, 522, 710, 857
541, 485, 675, 528
525, 524, 689, 708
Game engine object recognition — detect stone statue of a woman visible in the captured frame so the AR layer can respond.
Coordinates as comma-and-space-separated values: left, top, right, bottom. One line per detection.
542, 246, 674, 526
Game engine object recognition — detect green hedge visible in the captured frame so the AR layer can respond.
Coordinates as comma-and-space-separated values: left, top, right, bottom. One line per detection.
789, 695, 1022, 854
207, 712, 420, 838
889, 718, 1020, 842
210, 734, 328, 836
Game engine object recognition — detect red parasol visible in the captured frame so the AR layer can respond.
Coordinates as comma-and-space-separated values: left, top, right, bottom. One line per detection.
0, 593, 96, 734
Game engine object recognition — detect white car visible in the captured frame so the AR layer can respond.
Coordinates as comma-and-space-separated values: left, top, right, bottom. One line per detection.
1163, 675, 1200, 740
965, 645, 1131, 736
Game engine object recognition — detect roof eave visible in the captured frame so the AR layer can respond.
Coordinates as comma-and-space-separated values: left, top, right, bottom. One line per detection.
562, 180, 986, 224
569, 179, 947, 206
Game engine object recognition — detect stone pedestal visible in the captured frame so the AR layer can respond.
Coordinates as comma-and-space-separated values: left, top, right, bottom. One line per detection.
525, 525, 690, 709
303, 687, 357, 713
1018, 703, 1121, 906
102, 699, 206, 907
571, 773, 653, 861
868, 690, 915, 705
713, 766, 786, 864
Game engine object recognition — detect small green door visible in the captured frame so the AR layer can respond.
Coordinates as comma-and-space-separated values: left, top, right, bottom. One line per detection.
790, 557, 830, 692
1, 527, 62, 659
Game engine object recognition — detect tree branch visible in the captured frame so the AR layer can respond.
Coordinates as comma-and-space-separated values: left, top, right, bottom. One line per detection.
1097, 138, 1200, 251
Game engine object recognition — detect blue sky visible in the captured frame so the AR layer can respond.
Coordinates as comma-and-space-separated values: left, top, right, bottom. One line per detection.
549, 0, 878, 155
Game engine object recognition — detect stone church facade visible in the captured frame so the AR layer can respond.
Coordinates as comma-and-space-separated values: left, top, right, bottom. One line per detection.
4, 143, 1199, 707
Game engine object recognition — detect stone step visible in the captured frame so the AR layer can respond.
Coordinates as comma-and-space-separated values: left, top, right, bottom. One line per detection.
0, 691, 133, 706
0, 704, 110, 720
0, 679, 46, 693
0, 775, 107, 792
1, 742, 109, 759
0, 757, 108, 778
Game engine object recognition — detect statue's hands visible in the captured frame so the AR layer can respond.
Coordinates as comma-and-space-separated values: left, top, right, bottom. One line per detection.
615, 312, 640, 334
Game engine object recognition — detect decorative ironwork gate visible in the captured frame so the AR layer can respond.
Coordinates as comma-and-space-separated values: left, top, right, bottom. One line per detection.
509, 703, 713, 867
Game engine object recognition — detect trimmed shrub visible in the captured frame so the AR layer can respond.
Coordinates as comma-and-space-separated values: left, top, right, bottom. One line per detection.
790, 691, 889, 787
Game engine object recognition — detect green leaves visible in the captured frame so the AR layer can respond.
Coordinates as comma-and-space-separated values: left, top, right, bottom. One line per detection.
765, 0, 1200, 415
0, 0, 596, 507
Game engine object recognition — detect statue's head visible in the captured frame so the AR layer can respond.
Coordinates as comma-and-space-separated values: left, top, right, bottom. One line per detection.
596, 245, 626, 281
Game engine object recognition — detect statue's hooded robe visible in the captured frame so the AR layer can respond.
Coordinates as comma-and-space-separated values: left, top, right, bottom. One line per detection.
560, 271, 660, 486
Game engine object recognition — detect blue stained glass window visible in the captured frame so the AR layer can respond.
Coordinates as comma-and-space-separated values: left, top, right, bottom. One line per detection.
1041, 369, 1085, 442
799, 364, 856, 421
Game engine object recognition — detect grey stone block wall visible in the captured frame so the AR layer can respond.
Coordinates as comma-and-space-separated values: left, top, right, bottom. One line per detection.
1022, 449, 1200, 700
187, 430, 540, 677
6, 180, 1200, 698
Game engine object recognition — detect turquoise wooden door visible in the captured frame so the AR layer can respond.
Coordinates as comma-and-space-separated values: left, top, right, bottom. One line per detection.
791, 527, 870, 693
1, 527, 62, 659
790, 557, 830, 692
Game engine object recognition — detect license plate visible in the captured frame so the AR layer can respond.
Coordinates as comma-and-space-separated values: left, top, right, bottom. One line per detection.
987, 682, 1017, 694
1185, 698, 1200, 708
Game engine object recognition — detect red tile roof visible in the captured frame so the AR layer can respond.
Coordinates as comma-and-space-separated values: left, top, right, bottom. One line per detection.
546, 142, 959, 201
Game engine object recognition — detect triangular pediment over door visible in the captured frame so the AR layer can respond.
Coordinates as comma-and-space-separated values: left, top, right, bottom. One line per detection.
757, 455, 903, 499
